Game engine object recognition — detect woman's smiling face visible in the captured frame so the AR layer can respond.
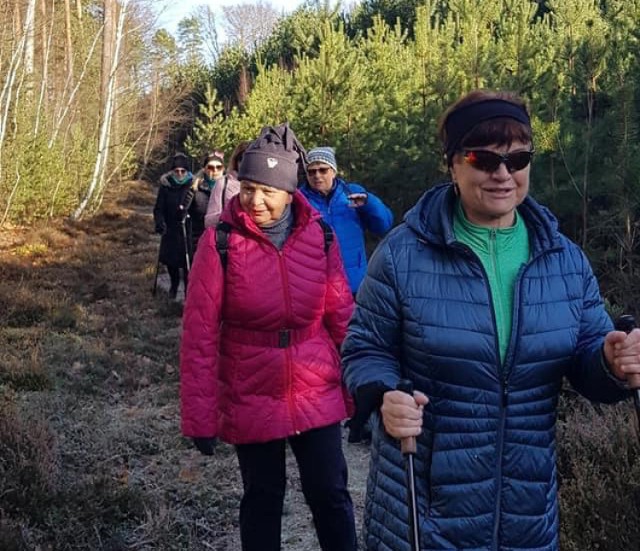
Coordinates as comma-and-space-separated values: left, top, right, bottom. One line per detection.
239, 181, 292, 226
450, 140, 532, 228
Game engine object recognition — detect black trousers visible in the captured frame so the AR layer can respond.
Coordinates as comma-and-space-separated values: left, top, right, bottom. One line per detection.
235, 423, 357, 551
166, 266, 188, 293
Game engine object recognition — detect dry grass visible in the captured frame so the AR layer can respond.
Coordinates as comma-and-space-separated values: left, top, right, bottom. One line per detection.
557, 395, 640, 549
0, 180, 241, 550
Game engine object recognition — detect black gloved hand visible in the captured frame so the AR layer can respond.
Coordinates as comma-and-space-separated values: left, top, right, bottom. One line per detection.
192, 437, 217, 456
183, 188, 195, 206
345, 417, 372, 444
179, 190, 195, 217
155, 222, 166, 235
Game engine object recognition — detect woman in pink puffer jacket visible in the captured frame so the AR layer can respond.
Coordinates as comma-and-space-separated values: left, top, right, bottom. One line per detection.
180, 123, 357, 551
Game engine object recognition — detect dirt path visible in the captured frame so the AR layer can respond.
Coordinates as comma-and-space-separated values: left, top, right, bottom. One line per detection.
0, 179, 371, 550
212, 435, 370, 550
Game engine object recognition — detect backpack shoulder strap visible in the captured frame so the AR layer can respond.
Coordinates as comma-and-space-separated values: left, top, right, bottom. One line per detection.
316, 218, 333, 254
216, 221, 232, 270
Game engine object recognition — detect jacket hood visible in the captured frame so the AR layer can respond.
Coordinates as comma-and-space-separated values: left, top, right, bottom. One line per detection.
403, 182, 562, 253
159, 173, 173, 187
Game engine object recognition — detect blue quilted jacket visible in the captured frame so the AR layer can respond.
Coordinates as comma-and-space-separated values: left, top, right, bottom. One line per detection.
342, 183, 628, 551
301, 178, 393, 293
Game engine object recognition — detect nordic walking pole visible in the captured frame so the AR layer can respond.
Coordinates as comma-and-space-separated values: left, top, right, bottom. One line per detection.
151, 246, 161, 296
180, 215, 191, 273
396, 379, 421, 551
151, 227, 164, 296
613, 314, 640, 438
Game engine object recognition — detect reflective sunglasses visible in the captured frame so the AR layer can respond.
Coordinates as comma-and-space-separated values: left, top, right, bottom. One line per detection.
207, 164, 223, 170
307, 167, 331, 176
463, 149, 534, 173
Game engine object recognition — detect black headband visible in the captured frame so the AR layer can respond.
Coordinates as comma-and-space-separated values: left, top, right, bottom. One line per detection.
443, 99, 531, 162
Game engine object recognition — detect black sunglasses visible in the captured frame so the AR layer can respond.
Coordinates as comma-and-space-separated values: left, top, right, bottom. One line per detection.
463, 149, 534, 173
307, 167, 331, 176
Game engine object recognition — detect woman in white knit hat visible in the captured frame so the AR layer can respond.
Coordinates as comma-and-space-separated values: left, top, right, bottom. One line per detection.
300, 146, 394, 296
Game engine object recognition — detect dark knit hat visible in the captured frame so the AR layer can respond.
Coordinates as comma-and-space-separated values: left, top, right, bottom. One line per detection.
172, 153, 190, 171
238, 123, 306, 193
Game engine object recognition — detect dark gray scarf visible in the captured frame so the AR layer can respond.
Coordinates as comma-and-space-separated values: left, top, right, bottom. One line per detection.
259, 204, 294, 250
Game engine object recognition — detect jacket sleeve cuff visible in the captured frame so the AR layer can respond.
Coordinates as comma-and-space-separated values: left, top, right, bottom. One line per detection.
349, 381, 393, 428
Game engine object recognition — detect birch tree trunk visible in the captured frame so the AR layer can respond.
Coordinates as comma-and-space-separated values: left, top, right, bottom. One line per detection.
24, 0, 36, 81
64, 0, 74, 80
48, 26, 102, 147
76, 0, 83, 26
101, 0, 116, 112
73, 0, 128, 219
34, 0, 55, 136
13, 0, 22, 44
0, 0, 36, 182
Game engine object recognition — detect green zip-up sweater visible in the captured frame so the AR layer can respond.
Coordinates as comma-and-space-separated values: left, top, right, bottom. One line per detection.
453, 202, 530, 362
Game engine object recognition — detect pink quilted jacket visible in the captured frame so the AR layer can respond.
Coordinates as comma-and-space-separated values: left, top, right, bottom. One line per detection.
180, 191, 354, 444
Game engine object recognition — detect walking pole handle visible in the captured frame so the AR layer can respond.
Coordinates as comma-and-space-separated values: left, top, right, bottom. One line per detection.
614, 315, 640, 389
613, 314, 640, 442
397, 379, 417, 454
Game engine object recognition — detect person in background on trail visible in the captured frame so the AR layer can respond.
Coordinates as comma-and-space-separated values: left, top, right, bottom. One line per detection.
183, 151, 233, 257
203, 143, 248, 229
180, 123, 358, 551
341, 89, 640, 551
300, 146, 393, 444
153, 152, 193, 300
300, 146, 393, 296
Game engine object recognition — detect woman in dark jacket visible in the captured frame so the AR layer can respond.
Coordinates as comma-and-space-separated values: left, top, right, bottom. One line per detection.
184, 151, 227, 255
342, 90, 640, 550
153, 153, 193, 299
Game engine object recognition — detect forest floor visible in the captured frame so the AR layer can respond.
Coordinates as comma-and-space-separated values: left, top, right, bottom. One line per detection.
0, 179, 370, 550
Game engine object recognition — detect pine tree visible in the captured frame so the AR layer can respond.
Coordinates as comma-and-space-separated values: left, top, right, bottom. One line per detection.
184, 83, 231, 160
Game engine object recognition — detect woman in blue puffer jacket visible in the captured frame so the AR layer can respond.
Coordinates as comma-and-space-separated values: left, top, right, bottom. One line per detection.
342, 90, 640, 550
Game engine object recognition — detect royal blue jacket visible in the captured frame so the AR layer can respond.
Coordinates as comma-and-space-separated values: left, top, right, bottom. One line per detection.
301, 178, 393, 293
342, 183, 629, 551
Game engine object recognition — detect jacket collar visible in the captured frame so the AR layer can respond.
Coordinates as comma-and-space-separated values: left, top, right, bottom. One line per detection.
302, 178, 347, 200
404, 182, 561, 254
